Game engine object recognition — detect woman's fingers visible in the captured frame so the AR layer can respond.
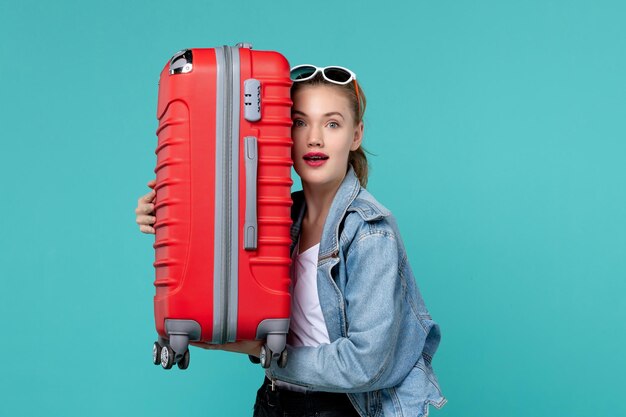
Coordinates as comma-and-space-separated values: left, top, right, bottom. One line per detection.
138, 190, 156, 205
136, 180, 158, 235
137, 209, 156, 233
190, 342, 216, 350
135, 202, 155, 215
136, 214, 156, 225
189, 341, 261, 356
139, 224, 155, 234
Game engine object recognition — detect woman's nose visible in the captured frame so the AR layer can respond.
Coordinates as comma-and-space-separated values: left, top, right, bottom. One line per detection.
307, 127, 324, 147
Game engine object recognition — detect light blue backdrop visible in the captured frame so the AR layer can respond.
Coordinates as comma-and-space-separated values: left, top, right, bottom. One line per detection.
1, 1, 624, 416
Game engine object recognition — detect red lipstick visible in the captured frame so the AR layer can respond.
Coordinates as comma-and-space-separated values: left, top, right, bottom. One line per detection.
303, 152, 329, 167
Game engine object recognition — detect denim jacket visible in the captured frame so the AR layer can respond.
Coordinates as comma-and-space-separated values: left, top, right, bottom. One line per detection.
268, 167, 446, 417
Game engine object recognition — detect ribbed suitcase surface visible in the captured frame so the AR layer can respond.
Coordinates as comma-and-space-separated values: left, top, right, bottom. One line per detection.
152, 44, 292, 370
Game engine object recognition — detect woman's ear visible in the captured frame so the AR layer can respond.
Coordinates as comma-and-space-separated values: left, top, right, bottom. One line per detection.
351, 121, 364, 151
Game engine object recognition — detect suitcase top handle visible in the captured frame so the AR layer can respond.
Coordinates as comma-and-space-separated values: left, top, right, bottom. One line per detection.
169, 43, 253, 75
169, 50, 193, 75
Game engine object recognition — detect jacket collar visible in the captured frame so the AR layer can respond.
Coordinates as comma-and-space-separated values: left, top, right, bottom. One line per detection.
290, 166, 362, 258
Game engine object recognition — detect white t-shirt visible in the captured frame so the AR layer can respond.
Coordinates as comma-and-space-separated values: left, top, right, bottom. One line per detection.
272, 240, 330, 392
288, 241, 331, 347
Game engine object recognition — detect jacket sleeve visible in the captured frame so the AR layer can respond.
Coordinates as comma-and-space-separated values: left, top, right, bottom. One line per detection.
268, 229, 423, 393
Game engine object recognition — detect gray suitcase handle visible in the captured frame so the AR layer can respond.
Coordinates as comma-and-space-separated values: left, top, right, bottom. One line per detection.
244, 136, 258, 250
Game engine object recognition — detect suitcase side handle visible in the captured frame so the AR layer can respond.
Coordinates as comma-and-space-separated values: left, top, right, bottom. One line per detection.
244, 136, 258, 250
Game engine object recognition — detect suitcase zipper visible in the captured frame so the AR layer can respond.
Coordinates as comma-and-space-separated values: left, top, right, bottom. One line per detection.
213, 45, 240, 344
220, 45, 233, 344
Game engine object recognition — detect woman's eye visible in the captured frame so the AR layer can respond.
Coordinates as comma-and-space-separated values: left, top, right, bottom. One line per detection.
293, 119, 305, 127
327, 121, 339, 128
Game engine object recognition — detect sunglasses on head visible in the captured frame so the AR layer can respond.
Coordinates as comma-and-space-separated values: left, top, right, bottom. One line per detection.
290, 65, 357, 85
290, 64, 362, 118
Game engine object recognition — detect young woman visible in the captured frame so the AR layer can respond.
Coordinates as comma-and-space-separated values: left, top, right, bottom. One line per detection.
136, 65, 446, 417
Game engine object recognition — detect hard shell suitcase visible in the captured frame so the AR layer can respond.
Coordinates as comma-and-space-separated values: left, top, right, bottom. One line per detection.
152, 43, 293, 370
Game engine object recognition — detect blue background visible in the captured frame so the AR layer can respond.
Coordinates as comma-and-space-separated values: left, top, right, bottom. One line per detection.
1, 0, 624, 416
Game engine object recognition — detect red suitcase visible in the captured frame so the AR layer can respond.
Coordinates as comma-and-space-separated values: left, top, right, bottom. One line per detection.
152, 43, 293, 370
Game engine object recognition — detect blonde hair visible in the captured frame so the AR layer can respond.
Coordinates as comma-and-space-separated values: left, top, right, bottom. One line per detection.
291, 73, 369, 188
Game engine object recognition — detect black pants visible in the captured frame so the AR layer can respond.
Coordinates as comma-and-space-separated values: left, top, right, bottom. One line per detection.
253, 378, 360, 417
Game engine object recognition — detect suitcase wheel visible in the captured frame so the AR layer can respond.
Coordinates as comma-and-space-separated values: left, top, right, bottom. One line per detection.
161, 345, 175, 369
260, 345, 272, 369
177, 349, 190, 370
278, 348, 288, 368
152, 342, 162, 366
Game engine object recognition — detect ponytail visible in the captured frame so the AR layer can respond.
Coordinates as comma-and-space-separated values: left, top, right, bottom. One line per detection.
349, 148, 368, 188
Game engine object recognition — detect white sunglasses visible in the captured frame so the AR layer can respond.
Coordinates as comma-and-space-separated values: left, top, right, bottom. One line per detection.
290, 64, 357, 85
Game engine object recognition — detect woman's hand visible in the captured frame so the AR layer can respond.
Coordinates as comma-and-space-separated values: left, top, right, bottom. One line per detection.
190, 340, 263, 358
136, 179, 157, 234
